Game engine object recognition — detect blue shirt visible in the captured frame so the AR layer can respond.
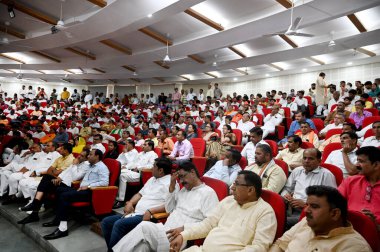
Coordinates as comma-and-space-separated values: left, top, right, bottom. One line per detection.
53, 131, 69, 144
80, 161, 109, 187
288, 119, 316, 136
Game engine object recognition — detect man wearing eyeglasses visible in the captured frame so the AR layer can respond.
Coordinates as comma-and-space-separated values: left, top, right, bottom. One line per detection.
169, 130, 194, 165
112, 162, 218, 252
168, 170, 276, 252
90, 134, 106, 154
338, 146, 380, 232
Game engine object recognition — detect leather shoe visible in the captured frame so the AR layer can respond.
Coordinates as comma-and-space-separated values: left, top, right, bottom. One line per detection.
19, 203, 34, 212
43, 228, 68, 240
17, 214, 39, 224
42, 220, 59, 227
112, 201, 124, 209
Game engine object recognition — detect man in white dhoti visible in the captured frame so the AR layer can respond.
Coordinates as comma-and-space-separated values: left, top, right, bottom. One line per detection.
112, 161, 219, 252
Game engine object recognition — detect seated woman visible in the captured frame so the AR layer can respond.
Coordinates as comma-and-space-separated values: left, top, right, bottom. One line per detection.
72, 136, 86, 155
104, 141, 119, 159
186, 124, 198, 140
220, 124, 237, 147
202, 123, 219, 142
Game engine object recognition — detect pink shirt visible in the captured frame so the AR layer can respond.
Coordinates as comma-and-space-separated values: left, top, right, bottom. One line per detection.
338, 175, 380, 223
172, 92, 181, 103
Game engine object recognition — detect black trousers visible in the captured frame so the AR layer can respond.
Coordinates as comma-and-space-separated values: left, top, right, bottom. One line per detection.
55, 186, 92, 221
36, 174, 69, 194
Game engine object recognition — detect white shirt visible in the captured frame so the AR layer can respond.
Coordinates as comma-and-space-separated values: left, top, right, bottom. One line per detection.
33, 151, 62, 175
198, 93, 204, 101
125, 151, 158, 171
279, 98, 287, 107
32, 131, 46, 139
163, 183, 219, 230
325, 148, 357, 177
328, 98, 339, 111
263, 113, 283, 129
241, 140, 269, 165
91, 143, 106, 154
319, 123, 343, 135
294, 97, 308, 107
361, 136, 380, 147
135, 175, 177, 215
117, 149, 138, 167
204, 160, 241, 186
281, 166, 337, 201
59, 161, 90, 186
186, 92, 196, 101
84, 94, 93, 103
237, 120, 255, 135
67, 127, 79, 136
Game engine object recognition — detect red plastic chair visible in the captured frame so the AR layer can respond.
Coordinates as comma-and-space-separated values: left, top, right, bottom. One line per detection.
320, 163, 343, 186
154, 147, 162, 158
325, 128, 343, 140
261, 190, 286, 240
117, 144, 125, 154
362, 116, 380, 128
189, 138, 206, 157
239, 156, 248, 170
110, 134, 121, 140
265, 140, 278, 157
214, 129, 221, 137
141, 169, 153, 184
330, 103, 338, 112
135, 146, 143, 152
171, 137, 177, 143
71, 158, 119, 215
364, 108, 378, 116
274, 159, 289, 178
262, 108, 272, 116
364, 128, 374, 139
253, 113, 263, 126
232, 129, 242, 146
300, 141, 314, 149
192, 156, 207, 176
311, 118, 324, 132
299, 210, 379, 252
321, 142, 342, 163
201, 176, 229, 201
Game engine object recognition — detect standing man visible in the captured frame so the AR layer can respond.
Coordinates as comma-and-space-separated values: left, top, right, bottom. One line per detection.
60, 87, 70, 101
214, 83, 222, 99
172, 88, 181, 107
315, 72, 328, 108
206, 84, 214, 99
198, 89, 204, 101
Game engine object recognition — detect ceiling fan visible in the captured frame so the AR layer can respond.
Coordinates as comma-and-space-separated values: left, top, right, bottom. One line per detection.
10, 64, 36, 81
265, 0, 314, 37
0, 22, 32, 48
160, 38, 187, 65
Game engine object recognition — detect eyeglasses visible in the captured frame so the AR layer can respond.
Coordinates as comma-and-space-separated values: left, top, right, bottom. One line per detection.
178, 172, 189, 179
365, 185, 372, 202
233, 181, 252, 187
93, 138, 100, 141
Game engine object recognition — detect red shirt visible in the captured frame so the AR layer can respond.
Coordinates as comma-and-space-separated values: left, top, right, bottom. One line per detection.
338, 175, 380, 223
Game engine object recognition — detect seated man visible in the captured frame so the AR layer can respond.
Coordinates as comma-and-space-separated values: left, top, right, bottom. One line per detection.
318, 112, 345, 139
276, 135, 304, 171
169, 170, 277, 252
261, 104, 283, 139
325, 132, 358, 177
324, 101, 350, 126
113, 141, 158, 209
157, 129, 174, 156
269, 185, 371, 252
53, 125, 69, 144
147, 128, 159, 147
18, 143, 75, 203
361, 120, 380, 147
102, 158, 176, 251
116, 139, 138, 167
281, 148, 337, 229
42, 149, 109, 240
17, 149, 91, 224
90, 134, 106, 154
339, 146, 380, 231
295, 121, 319, 148
168, 130, 194, 165
319, 123, 356, 152
241, 127, 269, 166
237, 112, 255, 145
246, 144, 287, 193
112, 162, 219, 252
203, 149, 242, 186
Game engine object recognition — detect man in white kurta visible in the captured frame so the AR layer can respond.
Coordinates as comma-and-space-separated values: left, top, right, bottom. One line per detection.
170, 170, 277, 252
261, 105, 283, 138
115, 141, 158, 203
241, 127, 269, 165
112, 162, 219, 252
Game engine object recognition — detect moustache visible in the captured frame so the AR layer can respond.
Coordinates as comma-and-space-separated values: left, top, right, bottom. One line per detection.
306, 213, 313, 220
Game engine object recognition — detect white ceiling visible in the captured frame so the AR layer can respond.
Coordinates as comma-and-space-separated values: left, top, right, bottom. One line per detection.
0, 0, 379, 85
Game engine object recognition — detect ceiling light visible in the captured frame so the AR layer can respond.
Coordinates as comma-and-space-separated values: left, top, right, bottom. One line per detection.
147, 14, 152, 18
233, 77, 238, 81
133, 71, 138, 76
212, 61, 217, 67
328, 40, 336, 47
1, 37, 9, 44
302, 68, 307, 72
8, 5, 15, 19
347, 62, 353, 66
265, 74, 270, 77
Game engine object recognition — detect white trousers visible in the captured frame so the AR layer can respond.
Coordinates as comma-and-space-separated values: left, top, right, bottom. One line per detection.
262, 126, 275, 139
9, 171, 31, 196
19, 177, 40, 199
113, 222, 171, 252
116, 169, 140, 201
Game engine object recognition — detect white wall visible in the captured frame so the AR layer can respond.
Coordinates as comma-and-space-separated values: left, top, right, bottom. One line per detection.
219, 62, 380, 97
